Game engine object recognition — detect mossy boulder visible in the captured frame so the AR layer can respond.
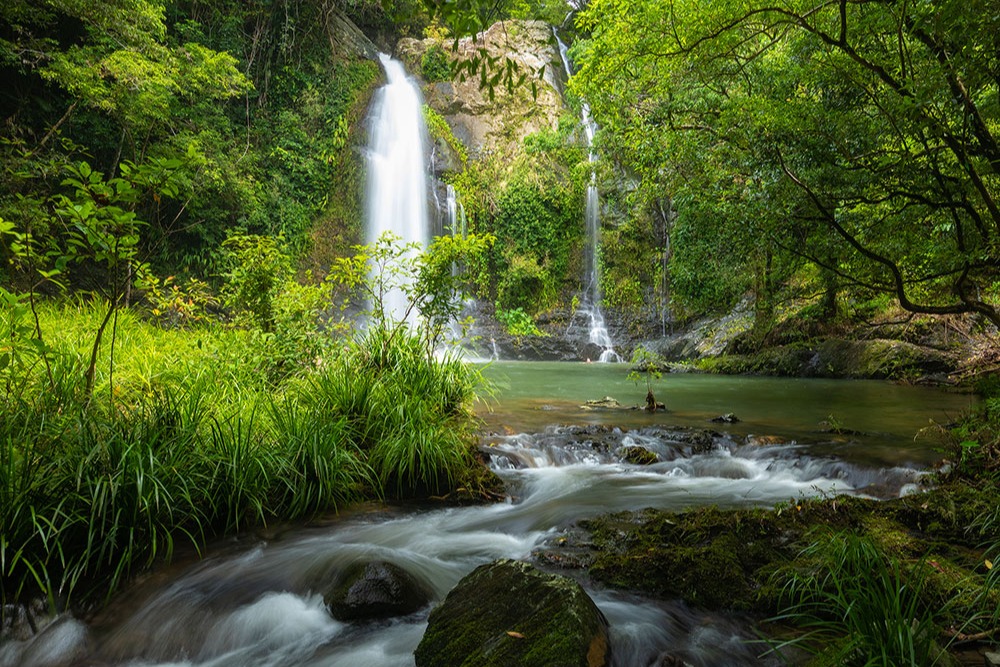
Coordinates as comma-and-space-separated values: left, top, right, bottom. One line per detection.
620, 445, 658, 465
699, 338, 956, 380
324, 561, 430, 621
414, 559, 609, 667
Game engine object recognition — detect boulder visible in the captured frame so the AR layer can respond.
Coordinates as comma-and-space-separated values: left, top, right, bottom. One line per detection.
414, 559, 609, 667
621, 446, 658, 465
324, 561, 430, 621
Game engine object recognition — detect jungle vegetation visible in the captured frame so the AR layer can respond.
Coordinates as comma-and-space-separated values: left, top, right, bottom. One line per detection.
1, 0, 999, 663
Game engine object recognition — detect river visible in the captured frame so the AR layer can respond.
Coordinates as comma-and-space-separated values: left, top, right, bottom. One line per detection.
0, 363, 976, 667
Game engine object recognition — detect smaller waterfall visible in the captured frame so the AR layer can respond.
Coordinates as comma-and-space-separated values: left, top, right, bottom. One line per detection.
365, 54, 431, 323
555, 33, 620, 363
444, 184, 467, 239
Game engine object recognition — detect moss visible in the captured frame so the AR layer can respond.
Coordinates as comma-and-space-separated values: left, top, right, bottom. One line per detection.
423, 104, 468, 166
696, 338, 957, 380
620, 445, 658, 465
415, 559, 607, 667
574, 483, 1000, 620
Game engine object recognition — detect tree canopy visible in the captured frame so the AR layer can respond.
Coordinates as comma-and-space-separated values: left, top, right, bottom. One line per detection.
571, 0, 1000, 327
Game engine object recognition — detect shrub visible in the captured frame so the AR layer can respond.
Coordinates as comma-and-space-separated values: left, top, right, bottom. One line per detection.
496, 252, 555, 312
495, 306, 544, 340
421, 44, 453, 82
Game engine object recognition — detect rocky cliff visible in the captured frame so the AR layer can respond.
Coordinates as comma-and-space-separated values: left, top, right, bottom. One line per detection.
397, 21, 569, 162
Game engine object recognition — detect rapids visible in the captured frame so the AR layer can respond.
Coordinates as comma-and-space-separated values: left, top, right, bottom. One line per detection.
0, 363, 975, 667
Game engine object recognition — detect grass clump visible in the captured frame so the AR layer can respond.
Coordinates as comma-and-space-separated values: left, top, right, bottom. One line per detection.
770, 530, 952, 666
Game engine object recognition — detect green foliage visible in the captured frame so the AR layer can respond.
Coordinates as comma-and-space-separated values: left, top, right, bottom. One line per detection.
0, 232, 493, 613
522, 113, 583, 157
496, 251, 556, 312
421, 43, 453, 82
495, 306, 544, 340
0, 1, 381, 280
329, 231, 494, 351
219, 234, 338, 381
627, 346, 664, 394
573, 0, 1000, 327
140, 275, 218, 327
770, 531, 950, 666
220, 234, 292, 332
496, 175, 565, 257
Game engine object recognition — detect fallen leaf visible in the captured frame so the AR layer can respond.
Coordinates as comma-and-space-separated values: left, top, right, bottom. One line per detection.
506, 631, 525, 639
986, 559, 994, 570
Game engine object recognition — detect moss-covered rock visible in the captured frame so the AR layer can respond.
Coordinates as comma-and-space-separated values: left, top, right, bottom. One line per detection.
696, 338, 957, 380
620, 445, 658, 465
563, 482, 1000, 625
414, 559, 609, 667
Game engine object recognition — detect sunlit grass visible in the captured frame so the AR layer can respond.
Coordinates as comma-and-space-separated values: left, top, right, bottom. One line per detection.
1, 300, 486, 617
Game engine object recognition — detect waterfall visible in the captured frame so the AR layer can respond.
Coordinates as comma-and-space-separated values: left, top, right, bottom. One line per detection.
555, 33, 621, 363
365, 53, 430, 323
444, 184, 467, 239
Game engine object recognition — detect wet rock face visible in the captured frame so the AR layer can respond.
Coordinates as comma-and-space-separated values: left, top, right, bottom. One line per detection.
397, 21, 566, 156
324, 561, 430, 621
414, 559, 609, 667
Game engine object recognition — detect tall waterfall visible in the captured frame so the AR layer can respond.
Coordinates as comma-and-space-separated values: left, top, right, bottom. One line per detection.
555, 34, 620, 362
365, 54, 430, 323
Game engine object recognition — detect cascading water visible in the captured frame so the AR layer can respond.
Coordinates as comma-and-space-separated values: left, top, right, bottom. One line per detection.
444, 184, 467, 240
555, 32, 620, 362
2, 366, 972, 667
4, 422, 923, 667
365, 54, 430, 323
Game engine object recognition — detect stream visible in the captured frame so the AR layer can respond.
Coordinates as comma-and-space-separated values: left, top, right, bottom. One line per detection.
1, 363, 977, 667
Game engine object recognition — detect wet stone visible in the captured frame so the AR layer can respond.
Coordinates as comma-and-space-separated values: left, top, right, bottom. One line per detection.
710, 413, 740, 423
621, 445, 658, 465
324, 561, 430, 622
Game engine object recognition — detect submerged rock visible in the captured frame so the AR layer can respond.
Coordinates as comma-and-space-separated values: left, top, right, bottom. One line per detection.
582, 396, 622, 410
710, 413, 740, 423
414, 559, 609, 667
324, 561, 430, 621
745, 434, 789, 446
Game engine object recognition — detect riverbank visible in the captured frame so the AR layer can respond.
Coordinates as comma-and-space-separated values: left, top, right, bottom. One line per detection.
0, 300, 496, 628
480, 299, 998, 385
525, 380, 1000, 664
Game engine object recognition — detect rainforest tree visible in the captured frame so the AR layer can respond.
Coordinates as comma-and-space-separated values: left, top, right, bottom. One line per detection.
571, 0, 1000, 327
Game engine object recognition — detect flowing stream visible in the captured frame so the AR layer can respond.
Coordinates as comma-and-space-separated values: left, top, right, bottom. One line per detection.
1, 365, 976, 667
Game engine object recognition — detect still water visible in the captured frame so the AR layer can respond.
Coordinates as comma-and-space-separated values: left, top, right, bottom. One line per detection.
481, 361, 975, 467
1, 363, 976, 667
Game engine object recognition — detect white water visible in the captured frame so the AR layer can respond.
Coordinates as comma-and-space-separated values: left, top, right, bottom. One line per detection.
444, 184, 467, 239
365, 54, 430, 323
5, 422, 928, 667
555, 32, 620, 363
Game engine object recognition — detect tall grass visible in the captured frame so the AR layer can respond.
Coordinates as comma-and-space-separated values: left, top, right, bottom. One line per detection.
1, 301, 486, 619
769, 530, 949, 666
